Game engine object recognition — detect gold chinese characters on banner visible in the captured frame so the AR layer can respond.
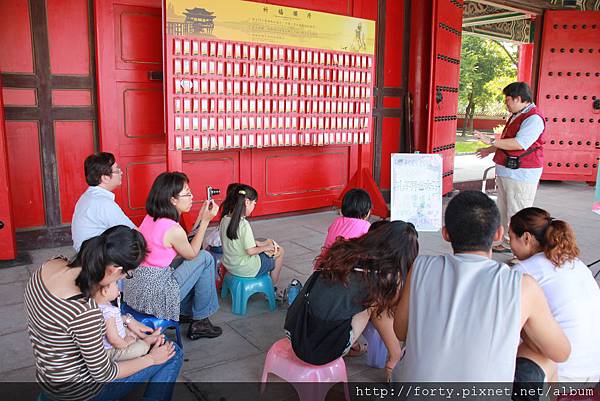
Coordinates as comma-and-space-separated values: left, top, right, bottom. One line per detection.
166, 0, 375, 55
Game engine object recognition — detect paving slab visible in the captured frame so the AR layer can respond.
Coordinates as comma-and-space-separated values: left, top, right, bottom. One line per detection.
0, 180, 598, 385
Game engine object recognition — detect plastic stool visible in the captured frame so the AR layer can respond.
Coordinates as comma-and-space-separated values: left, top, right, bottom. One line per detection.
261, 338, 350, 401
362, 322, 388, 368
220, 272, 276, 315
121, 302, 182, 348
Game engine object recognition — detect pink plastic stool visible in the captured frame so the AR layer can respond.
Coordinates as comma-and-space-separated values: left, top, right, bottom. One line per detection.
261, 338, 350, 401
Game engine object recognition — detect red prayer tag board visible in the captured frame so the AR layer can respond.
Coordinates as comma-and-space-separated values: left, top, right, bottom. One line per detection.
164, 36, 375, 151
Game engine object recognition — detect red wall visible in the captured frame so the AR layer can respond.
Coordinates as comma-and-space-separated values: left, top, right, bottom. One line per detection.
457, 117, 505, 131
96, 0, 397, 226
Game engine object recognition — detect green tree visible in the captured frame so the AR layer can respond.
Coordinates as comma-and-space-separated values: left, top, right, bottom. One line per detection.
458, 35, 517, 135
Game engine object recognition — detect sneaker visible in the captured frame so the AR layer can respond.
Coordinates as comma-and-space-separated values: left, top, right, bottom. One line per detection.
187, 318, 223, 340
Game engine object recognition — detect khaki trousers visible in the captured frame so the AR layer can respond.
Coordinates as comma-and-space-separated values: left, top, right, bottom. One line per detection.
495, 175, 539, 246
107, 339, 150, 362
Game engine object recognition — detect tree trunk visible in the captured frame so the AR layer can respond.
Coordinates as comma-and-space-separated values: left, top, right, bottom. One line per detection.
462, 90, 475, 136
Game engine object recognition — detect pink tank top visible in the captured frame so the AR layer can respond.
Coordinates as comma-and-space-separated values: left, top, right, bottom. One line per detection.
139, 215, 179, 267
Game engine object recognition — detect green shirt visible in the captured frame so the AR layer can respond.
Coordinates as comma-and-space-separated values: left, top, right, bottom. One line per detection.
219, 215, 260, 277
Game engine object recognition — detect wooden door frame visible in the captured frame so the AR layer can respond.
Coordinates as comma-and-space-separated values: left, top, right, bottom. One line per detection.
372, 0, 412, 200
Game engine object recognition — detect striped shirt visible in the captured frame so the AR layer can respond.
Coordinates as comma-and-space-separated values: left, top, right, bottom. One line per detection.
24, 262, 118, 401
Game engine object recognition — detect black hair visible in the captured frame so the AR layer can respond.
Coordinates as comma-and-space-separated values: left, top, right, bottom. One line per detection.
68, 225, 147, 298
444, 190, 500, 253
316, 220, 419, 316
368, 220, 389, 232
219, 183, 243, 219
341, 188, 372, 219
223, 184, 258, 240
84, 152, 115, 186
146, 172, 189, 222
503, 82, 533, 103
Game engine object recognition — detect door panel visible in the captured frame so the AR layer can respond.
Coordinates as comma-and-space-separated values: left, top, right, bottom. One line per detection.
0, 80, 17, 259
537, 11, 600, 182
427, 0, 463, 194
6, 121, 45, 228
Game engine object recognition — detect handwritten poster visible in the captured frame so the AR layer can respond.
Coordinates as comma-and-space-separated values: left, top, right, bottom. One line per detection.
391, 153, 442, 231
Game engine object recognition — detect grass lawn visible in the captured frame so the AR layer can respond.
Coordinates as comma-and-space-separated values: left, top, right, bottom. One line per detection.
455, 140, 487, 154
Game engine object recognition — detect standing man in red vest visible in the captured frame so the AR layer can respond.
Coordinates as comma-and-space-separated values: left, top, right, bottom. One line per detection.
475, 82, 545, 256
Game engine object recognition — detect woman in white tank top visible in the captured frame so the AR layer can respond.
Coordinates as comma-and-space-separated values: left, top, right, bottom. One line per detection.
510, 207, 600, 382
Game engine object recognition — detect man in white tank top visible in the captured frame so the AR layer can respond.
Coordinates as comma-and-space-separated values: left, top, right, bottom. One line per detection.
392, 191, 570, 384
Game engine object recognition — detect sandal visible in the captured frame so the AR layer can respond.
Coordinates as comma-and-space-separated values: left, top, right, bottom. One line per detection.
385, 362, 396, 382
347, 342, 367, 357
492, 244, 512, 254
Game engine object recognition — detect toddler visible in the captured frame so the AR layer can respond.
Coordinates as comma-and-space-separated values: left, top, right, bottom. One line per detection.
94, 281, 162, 361
323, 188, 372, 249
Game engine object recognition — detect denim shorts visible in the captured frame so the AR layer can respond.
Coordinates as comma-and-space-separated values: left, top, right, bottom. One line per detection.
256, 252, 275, 276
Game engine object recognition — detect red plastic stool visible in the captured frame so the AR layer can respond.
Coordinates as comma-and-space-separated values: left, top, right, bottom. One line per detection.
261, 338, 350, 401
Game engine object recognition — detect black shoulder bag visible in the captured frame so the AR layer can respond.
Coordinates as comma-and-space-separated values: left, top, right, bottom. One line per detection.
284, 270, 353, 365
502, 146, 540, 170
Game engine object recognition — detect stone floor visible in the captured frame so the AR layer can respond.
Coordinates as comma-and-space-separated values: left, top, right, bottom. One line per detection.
0, 181, 598, 399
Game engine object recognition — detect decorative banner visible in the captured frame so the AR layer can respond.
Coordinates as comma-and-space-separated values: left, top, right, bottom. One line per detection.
593, 167, 600, 215
166, 0, 375, 54
391, 154, 443, 232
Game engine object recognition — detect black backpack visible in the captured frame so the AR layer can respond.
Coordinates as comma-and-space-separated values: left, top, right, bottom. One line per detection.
284, 271, 352, 365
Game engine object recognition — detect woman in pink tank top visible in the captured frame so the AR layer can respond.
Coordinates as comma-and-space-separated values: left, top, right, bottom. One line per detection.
124, 172, 222, 340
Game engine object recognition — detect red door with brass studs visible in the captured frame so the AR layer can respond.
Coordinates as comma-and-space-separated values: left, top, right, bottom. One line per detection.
426, 0, 464, 194
537, 11, 600, 184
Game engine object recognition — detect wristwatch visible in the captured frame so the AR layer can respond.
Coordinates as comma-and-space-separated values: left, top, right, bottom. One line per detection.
123, 313, 134, 327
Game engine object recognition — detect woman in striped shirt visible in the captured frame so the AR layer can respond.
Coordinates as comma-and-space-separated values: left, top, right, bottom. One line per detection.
25, 225, 183, 401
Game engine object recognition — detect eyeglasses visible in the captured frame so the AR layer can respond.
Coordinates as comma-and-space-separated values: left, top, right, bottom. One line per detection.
178, 192, 193, 198
116, 266, 133, 279
111, 167, 122, 175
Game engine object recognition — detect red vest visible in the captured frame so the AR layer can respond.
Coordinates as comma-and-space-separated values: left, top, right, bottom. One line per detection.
493, 106, 545, 169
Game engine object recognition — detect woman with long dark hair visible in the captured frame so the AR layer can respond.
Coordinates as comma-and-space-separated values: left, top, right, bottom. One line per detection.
285, 221, 418, 381
25, 226, 182, 401
510, 207, 600, 382
124, 172, 222, 340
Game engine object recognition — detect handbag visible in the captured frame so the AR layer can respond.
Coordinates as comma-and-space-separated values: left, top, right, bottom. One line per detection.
284, 270, 353, 365
502, 146, 540, 169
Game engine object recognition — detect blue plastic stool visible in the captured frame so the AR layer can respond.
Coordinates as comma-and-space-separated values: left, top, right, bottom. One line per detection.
221, 272, 276, 315
362, 322, 387, 368
121, 302, 183, 348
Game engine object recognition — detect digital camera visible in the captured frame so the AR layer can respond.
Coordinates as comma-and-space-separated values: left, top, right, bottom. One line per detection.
206, 186, 221, 201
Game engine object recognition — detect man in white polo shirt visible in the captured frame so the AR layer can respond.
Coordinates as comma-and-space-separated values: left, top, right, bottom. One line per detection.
71, 152, 135, 251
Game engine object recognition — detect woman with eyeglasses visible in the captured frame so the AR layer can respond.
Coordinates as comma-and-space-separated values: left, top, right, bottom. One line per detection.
124, 172, 222, 340
284, 220, 419, 381
24, 225, 183, 401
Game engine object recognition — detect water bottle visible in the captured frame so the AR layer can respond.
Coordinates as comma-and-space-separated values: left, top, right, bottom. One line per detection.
287, 279, 302, 305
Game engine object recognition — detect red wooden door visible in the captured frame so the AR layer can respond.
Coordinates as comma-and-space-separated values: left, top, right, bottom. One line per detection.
426, 0, 464, 194
95, 0, 166, 225
537, 10, 600, 183
1, 0, 97, 249
0, 78, 17, 260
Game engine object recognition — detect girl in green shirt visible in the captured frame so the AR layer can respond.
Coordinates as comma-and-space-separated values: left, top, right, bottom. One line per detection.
219, 184, 285, 287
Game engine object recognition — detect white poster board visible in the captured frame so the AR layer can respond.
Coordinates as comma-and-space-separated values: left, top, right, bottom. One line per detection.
390, 153, 443, 231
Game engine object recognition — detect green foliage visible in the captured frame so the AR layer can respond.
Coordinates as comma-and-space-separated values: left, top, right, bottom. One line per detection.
458, 35, 518, 114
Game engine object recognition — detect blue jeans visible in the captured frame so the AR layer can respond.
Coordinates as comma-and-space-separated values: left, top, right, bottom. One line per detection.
90, 344, 183, 401
173, 250, 219, 320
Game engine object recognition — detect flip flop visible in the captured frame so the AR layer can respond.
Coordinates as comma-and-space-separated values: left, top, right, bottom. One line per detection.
347, 342, 367, 357
492, 244, 512, 254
